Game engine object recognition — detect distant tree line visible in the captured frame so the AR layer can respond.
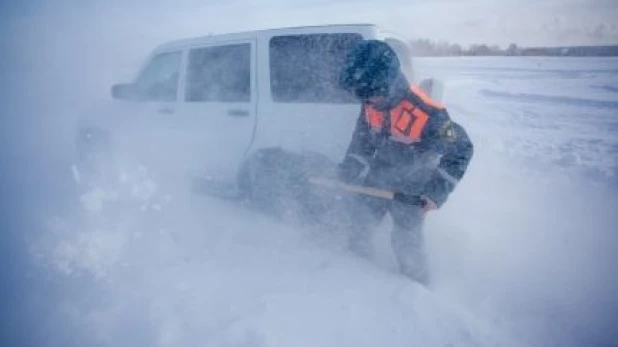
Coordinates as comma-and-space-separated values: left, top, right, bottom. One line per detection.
409, 39, 618, 57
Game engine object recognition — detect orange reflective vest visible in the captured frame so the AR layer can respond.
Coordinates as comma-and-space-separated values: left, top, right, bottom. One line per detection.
364, 85, 444, 144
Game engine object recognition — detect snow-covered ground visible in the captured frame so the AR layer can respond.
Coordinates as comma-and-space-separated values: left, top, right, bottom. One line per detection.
1, 14, 617, 341
4, 56, 611, 347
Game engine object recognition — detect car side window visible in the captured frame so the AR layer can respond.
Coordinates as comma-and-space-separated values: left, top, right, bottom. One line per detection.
134, 51, 182, 102
186, 43, 251, 103
269, 34, 362, 104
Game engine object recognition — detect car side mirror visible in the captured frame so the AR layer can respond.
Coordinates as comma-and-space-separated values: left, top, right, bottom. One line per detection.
111, 83, 136, 100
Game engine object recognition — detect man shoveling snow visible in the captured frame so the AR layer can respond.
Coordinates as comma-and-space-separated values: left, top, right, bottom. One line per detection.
335, 40, 474, 285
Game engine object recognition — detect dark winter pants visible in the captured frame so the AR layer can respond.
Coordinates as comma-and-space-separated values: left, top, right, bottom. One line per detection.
345, 194, 428, 285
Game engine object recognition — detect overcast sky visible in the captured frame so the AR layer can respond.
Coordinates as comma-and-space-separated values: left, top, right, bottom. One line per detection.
2, 0, 617, 48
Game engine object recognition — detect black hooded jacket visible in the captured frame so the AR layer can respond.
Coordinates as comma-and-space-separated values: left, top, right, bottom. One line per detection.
343, 76, 474, 207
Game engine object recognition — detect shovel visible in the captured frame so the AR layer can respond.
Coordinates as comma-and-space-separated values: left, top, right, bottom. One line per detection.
308, 177, 426, 207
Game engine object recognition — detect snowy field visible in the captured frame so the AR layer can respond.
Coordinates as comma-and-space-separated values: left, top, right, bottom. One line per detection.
2, 53, 618, 346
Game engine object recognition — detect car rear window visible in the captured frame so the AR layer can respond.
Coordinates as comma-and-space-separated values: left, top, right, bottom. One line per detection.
269, 34, 362, 104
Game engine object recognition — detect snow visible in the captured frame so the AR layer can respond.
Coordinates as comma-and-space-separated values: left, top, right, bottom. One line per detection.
2, 18, 617, 346
414, 57, 618, 185
33, 178, 515, 347
15, 56, 615, 347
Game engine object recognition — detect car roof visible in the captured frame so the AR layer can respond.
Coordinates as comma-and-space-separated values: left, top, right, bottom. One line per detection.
155, 23, 378, 51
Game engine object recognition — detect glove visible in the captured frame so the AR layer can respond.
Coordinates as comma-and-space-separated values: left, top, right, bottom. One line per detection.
424, 166, 462, 206
420, 196, 437, 212
337, 154, 371, 183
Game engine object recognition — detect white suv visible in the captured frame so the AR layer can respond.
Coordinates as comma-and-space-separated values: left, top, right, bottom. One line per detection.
74, 24, 422, 200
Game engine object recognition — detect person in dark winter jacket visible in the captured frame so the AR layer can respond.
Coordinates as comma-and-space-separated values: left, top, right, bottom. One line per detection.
337, 39, 474, 285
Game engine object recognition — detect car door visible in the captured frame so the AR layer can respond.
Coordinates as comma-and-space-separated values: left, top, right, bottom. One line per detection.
107, 50, 184, 172
175, 40, 257, 189
254, 33, 363, 161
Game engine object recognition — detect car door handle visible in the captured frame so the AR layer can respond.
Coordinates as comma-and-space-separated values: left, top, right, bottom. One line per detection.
227, 109, 249, 117
158, 107, 175, 115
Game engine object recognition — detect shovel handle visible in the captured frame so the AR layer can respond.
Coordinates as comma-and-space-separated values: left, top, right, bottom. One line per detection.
308, 177, 425, 206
